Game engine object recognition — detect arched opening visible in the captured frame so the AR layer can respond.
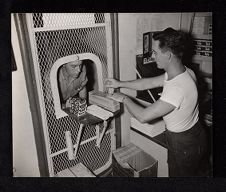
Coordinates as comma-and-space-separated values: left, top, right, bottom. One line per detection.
50, 53, 104, 119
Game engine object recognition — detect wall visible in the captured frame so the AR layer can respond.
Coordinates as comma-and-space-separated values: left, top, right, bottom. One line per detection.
118, 13, 137, 146
12, 15, 40, 177
181, 12, 212, 90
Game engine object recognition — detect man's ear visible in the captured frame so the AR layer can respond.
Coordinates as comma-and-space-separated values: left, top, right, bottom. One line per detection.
168, 52, 172, 61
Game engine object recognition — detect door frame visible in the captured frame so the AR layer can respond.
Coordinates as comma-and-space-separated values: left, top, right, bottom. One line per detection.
14, 13, 49, 176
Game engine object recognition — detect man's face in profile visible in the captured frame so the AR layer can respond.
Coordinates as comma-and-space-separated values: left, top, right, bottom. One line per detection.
65, 60, 82, 78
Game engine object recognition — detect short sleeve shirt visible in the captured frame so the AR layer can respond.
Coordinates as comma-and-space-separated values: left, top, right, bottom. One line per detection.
159, 67, 199, 132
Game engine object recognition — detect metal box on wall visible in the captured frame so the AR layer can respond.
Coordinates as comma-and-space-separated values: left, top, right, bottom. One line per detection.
136, 54, 164, 103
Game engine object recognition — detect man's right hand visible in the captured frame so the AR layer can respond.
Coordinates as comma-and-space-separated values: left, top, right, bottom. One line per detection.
65, 97, 72, 108
105, 78, 121, 89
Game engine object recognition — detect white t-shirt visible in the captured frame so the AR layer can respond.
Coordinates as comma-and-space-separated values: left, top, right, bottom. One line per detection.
160, 67, 199, 132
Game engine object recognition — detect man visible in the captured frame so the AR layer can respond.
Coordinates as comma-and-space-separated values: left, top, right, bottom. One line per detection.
58, 59, 88, 108
105, 28, 208, 176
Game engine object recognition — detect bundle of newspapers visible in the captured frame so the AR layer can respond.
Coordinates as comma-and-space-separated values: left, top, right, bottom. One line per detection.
66, 97, 87, 117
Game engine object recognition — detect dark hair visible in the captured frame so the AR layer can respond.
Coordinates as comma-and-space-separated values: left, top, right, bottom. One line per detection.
152, 28, 186, 59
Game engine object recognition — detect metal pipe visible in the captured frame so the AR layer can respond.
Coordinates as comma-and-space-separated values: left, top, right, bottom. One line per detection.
110, 13, 121, 148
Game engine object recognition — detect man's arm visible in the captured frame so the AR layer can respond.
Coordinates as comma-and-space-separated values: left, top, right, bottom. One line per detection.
79, 86, 87, 99
123, 97, 175, 123
78, 65, 88, 99
58, 68, 68, 102
105, 74, 165, 91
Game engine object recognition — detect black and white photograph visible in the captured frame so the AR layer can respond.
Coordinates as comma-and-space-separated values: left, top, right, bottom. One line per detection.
12, 13, 213, 178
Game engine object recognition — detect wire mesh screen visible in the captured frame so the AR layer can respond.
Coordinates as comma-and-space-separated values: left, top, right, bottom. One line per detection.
52, 133, 112, 174
33, 13, 105, 28
30, 13, 114, 175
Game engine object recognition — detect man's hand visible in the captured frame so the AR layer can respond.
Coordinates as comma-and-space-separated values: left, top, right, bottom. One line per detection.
108, 92, 127, 103
65, 97, 72, 108
105, 78, 121, 89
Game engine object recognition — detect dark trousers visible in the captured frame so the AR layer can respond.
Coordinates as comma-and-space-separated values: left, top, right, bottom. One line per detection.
166, 121, 208, 177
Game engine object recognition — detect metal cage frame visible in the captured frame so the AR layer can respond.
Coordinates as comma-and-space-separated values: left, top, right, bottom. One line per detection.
15, 13, 117, 176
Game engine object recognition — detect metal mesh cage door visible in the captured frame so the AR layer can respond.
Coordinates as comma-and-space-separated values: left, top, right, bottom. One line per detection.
25, 13, 115, 176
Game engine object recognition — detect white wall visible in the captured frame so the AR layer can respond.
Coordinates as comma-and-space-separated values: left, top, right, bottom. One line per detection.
118, 13, 137, 146
12, 15, 40, 177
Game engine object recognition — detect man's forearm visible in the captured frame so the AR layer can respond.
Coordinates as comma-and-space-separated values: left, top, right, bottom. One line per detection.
79, 86, 87, 99
123, 96, 147, 123
119, 79, 147, 90
119, 75, 164, 91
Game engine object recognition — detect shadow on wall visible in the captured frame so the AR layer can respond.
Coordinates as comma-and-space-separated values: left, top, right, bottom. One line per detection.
181, 30, 212, 175
181, 30, 210, 123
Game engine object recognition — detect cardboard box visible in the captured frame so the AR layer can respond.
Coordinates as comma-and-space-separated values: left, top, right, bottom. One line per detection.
112, 143, 158, 177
